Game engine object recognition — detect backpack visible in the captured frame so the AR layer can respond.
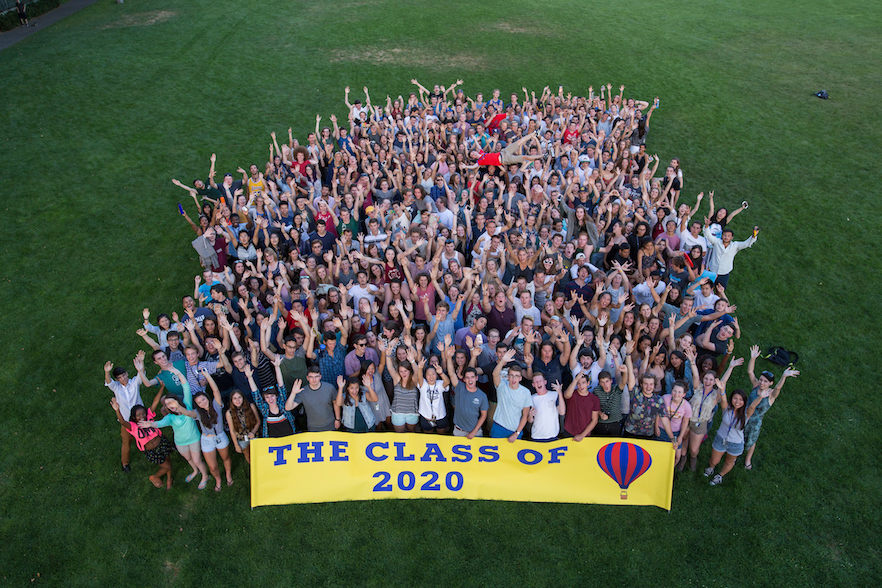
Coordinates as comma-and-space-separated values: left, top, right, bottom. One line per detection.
764, 346, 798, 368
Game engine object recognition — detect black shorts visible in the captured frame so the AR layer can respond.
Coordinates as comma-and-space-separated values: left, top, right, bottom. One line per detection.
593, 421, 622, 437
144, 436, 175, 465
419, 415, 449, 431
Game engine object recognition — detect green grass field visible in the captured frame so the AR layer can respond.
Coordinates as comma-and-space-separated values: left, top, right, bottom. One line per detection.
1, 0, 881, 585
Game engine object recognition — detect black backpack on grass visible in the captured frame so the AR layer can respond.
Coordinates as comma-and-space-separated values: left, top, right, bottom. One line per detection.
764, 347, 798, 368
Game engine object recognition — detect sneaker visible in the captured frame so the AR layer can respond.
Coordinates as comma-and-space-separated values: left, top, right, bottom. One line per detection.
122, 464, 131, 473
710, 474, 723, 486
703, 466, 715, 477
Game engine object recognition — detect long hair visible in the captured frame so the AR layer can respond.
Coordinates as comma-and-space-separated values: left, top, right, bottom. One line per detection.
731, 389, 748, 429
227, 390, 258, 435
160, 393, 184, 416
668, 351, 687, 379
343, 376, 362, 407
192, 392, 218, 429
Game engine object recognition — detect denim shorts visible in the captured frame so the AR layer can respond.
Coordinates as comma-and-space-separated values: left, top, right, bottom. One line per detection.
656, 429, 683, 448
391, 412, 419, 426
200, 431, 230, 453
712, 433, 744, 456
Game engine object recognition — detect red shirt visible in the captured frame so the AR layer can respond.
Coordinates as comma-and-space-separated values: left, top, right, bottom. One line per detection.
477, 151, 502, 167
564, 392, 601, 436
485, 113, 507, 132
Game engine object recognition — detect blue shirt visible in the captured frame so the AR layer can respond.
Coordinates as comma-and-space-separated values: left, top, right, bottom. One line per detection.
429, 315, 456, 355
315, 344, 347, 384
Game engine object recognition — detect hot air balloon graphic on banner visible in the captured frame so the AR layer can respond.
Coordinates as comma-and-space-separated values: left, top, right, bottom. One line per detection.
597, 442, 652, 500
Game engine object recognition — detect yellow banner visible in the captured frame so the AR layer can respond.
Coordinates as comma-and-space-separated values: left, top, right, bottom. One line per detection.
250, 433, 674, 510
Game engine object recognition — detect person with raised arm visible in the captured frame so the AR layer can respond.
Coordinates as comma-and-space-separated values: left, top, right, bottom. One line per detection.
703, 374, 762, 486
103, 352, 147, 473
684, 348, 741, 471
742, 345, 800, 470
490, 349, 531, 443
137, 365, 209, 489
247, 359, 298, 438
224, 388, 261, 464
110, 384, 173, 489
196, 370, 235, 491
702, 216, 758, 289
335, 374, 379, 433
530, 377, 567, 442
386, 347, 421, 433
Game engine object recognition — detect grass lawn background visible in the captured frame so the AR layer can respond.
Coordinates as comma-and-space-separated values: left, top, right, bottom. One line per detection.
1, 0, 880, 585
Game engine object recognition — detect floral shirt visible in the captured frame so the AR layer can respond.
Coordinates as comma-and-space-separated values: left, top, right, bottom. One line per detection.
625, 392, 665, 437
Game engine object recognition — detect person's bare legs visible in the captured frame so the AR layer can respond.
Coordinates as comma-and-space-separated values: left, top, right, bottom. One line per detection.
744, 443, 757, 468
688, 429, 704, 471
718, 453, 738, 477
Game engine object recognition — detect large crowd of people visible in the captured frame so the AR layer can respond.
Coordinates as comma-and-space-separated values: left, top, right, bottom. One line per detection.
105, 81, 798, 492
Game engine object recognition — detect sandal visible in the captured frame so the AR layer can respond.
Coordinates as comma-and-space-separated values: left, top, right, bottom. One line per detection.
214, 484, 222, 492
198, 479, 208, 490
185, 472, 198, 483
149, 475, 163, 488
227, 479, 234, 487
744, 462, 753, 470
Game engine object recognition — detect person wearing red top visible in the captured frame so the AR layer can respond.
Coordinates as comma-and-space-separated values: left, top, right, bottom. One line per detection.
562, 120, 582, 145
562, 372, 600, 440
466, 133, 544, 169
110, 393, 175, 490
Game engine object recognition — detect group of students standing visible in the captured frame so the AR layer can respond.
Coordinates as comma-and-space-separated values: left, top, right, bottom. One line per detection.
105, 80, 798, 492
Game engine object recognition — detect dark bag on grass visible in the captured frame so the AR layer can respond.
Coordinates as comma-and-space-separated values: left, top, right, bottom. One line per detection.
764, 346, 798, 367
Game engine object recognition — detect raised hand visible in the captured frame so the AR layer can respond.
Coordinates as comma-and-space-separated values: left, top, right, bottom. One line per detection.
142, 308, 150, 321
750, 345, 761, 359
290, 378, 303, 395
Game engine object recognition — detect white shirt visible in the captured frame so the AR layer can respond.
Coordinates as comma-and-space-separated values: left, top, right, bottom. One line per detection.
703, 226, 757, 275
348, 284, 378, 308
419, 380, 447, 421
531, 392, 561, 440
632, 280, 666, 307
693, 290, 720, 312
513, 298, 542, 326
474, 226, 504, 253
572, 361, 603, 391
437, 209, 455, 230
105, 376, 144, 421
680, 229, 708, 253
